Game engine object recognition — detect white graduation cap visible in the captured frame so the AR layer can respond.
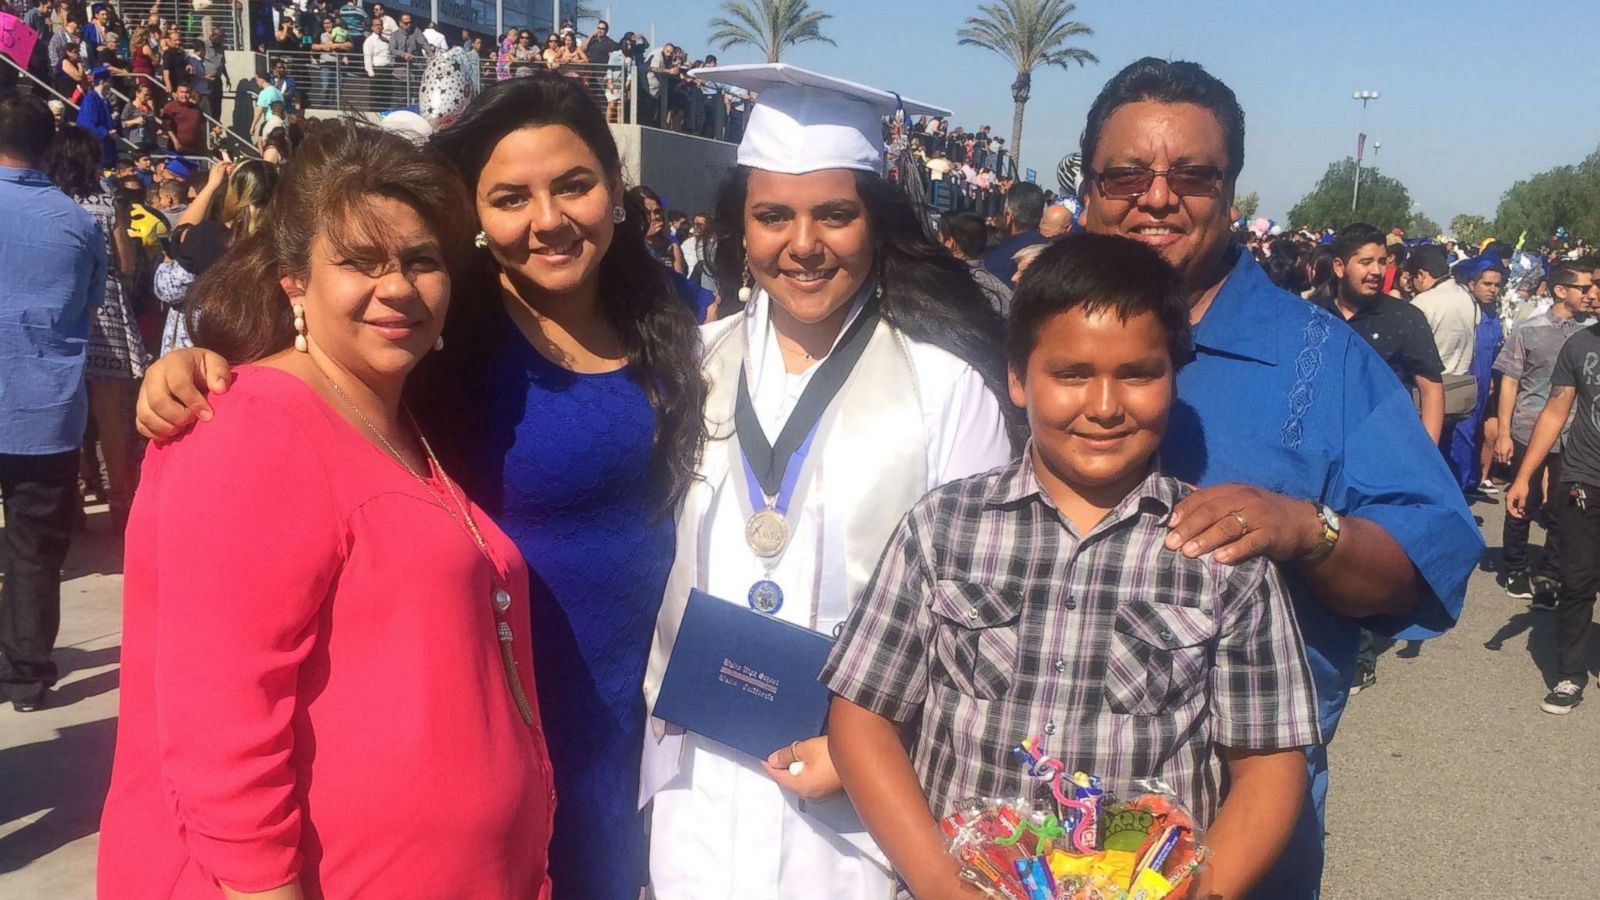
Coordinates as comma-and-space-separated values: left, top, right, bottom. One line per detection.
688, 63, 952, 176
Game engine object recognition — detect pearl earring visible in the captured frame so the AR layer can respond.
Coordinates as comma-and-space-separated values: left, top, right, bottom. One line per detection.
434, 335, 445, 352
612, 205, 626, 224
474, 230, 488, 249
737, 259, 753, 303
292, 303, 308, 353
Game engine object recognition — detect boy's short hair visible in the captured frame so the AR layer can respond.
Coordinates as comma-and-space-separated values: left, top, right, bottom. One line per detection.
1403, 244, 1449, 279
938, 210, 988, 259
1006, 232, 1192, 374
1331, 222, 1385, 263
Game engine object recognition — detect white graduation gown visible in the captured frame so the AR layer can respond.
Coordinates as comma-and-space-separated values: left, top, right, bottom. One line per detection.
643, 290, 1013, 899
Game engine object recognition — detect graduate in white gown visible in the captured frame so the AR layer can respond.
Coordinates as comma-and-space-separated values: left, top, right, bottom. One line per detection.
640, 65, 1020, 899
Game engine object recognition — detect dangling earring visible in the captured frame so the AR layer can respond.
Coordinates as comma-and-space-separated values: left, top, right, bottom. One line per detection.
474, 230, 488, 249
434, 335, 445, 352
738, 259, 753, 303
292, 303, 308, 353
611, 205, 626, 224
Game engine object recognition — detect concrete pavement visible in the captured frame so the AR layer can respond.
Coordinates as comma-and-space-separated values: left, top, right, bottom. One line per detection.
2, 497, 1597, 897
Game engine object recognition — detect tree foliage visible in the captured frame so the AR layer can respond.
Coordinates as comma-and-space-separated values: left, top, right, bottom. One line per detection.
958, 0, 1097, 172
1288, 158, 1417, 235
1449, 214, 1490, 247
708, 0, 835, 64
1233, 191, 1259, 222
1492, 145, 1600, 244
1408, 212, 1442, 238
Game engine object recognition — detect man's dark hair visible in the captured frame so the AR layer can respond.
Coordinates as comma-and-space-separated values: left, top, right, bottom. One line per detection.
705, 54, 717, 64
1004, 181, 1045, 231
0, 94, 55, 166
1007, 232, 1192, 374
1403, 244, 1450, 279
1549, 258, 1589, 286
1331, 223, 1385, 263
1081, 57, 1246, 182
939, 210, 989, 260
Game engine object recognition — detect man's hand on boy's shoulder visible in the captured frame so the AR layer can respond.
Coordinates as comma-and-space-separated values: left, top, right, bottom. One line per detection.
1164, 483, 1322, 566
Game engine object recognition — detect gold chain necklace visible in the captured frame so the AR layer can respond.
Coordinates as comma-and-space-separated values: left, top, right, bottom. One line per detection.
325, 376, 536, 727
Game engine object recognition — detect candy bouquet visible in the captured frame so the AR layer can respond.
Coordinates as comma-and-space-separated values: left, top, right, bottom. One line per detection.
938, 738, 1206, 900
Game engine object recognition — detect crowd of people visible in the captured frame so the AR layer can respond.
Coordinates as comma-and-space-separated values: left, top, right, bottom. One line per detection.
0, 41, 1594, 900
254, 3, 753, 137
9, 0, 234, 157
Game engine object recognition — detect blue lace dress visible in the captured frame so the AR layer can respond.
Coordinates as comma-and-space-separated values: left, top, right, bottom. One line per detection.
474, 320, 673, 900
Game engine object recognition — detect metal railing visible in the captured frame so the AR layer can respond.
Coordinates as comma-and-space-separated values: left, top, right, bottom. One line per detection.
0, 53, 148, 156
261, 49, 633, 118
113, 71, 257, 157
111, 0, 243, 53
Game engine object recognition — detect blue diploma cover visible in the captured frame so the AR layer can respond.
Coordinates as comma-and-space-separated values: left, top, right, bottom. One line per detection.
654, 589, 835, 760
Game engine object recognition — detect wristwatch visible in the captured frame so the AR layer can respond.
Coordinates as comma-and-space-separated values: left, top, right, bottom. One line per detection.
1302, 503, 1341, 563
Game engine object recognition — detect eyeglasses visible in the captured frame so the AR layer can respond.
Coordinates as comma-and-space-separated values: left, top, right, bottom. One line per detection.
1092, 165, 1225, 199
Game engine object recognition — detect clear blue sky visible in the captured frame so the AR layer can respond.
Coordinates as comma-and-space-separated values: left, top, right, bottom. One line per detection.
606, 0, 1595, 226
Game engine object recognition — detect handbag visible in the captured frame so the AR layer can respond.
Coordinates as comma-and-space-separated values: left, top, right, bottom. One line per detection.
1411, 374, 1478, 418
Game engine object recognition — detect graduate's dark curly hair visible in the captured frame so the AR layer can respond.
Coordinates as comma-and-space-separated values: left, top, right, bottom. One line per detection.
414, 73, 707, 516
711, 166, 1024, 447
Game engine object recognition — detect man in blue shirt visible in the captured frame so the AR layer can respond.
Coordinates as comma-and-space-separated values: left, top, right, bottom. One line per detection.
0, 94, 107, 712
1078, 58, 1480, 897
981, 180, 1049, 283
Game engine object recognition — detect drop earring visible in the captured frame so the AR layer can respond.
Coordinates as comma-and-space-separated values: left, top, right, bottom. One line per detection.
738, 259, 753, 303
434, 335, 445, 352
474, 230, 488, 249
612, 205, 627, 224
292, 303, 308, 353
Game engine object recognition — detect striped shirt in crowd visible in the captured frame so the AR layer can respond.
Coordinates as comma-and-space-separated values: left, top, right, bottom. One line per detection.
822, 451, 1322, 824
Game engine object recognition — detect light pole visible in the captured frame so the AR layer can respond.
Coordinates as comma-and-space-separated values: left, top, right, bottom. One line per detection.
1351, 90, 1379, 213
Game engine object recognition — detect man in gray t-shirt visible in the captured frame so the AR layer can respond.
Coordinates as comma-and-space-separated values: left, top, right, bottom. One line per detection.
1493, 260, 1593, 601
1507, 257, 1600, 715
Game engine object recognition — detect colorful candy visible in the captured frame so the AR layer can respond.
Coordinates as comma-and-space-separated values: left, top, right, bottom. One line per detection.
936, 739, 1209, 900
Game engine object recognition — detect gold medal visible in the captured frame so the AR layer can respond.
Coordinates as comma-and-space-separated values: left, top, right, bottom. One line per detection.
745, 509, 789, 558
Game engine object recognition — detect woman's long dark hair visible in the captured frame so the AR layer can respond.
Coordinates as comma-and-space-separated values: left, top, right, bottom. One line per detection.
418, 73, 707, 514
712, 166, 1023, 445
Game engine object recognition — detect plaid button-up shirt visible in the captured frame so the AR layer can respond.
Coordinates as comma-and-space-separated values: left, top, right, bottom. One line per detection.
822, 453, 1321, 824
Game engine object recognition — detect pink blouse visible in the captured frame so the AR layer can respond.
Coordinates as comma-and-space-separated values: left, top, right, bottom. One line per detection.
99, 366, 555, 899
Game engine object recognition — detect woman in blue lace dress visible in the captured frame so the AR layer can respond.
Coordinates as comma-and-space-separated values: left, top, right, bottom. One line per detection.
137, 73, 707, 899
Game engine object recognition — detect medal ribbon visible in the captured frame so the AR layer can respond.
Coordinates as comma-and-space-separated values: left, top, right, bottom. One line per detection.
741, 420, 820, 516
735, 293, 882, 501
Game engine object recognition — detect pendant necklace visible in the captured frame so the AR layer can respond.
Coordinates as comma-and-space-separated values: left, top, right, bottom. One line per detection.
326, 376, 536, 726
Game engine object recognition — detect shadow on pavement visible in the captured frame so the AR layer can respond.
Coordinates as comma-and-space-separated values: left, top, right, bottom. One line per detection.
50, 645, 121, 709
0, 715, 116, 874
1482, 608, 1600, 685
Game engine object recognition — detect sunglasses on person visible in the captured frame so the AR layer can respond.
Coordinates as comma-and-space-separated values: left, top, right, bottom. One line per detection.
1091, 164, 1226, 199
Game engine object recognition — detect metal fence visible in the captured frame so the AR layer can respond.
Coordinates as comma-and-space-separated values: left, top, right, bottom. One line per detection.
260, 50, 634, 117
127, 0, 244, 52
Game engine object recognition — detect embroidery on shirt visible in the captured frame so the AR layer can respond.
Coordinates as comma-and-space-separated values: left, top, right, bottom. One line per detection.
1281, 314, 1331, 449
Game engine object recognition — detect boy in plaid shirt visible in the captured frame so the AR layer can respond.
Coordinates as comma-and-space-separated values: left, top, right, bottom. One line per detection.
823, 233, 1320, 899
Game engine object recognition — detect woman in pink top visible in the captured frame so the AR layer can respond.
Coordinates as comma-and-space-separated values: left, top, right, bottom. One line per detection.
98, 122, 554, 899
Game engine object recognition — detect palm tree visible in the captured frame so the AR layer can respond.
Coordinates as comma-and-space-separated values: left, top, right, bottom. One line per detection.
958, 0, 1097, 175
708, 0, 836, 64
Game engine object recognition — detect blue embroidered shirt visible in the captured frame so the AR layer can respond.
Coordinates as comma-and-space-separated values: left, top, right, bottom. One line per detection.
1162, 248, 1481, 738
1162, 249, 1481, 897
